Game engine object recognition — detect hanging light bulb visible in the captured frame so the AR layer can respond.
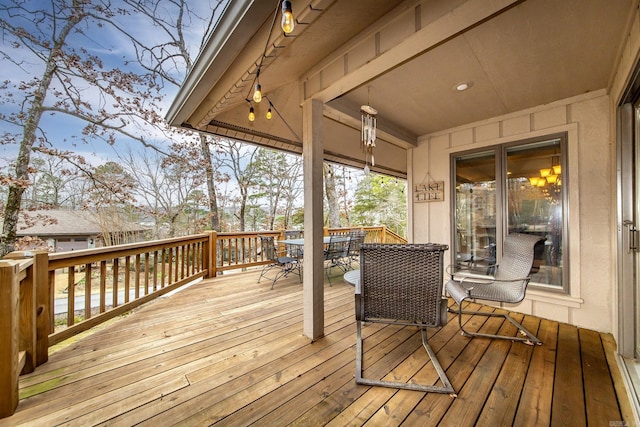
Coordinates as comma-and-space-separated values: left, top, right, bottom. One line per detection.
252, 83, 262, 103
248, 106, 255, 122
266, 107, 273, 120
281, 0, 295, 34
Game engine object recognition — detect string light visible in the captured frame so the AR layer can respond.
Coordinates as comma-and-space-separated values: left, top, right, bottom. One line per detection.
246, 1, 296, 124
253, 83, 262, 103
281, 1, 294, 34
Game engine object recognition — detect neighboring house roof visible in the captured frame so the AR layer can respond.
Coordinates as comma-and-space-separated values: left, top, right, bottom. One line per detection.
7, 210, 148, 237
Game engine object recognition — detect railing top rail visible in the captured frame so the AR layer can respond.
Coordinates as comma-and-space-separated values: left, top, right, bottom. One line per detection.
0, 256, 34, 272
48, 234, 210, 270
216, 231, 280, 237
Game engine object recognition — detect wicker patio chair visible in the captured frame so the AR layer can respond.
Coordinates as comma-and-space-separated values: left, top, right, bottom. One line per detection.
445, 233, 545, 345
257, 235, 301, 289
355, 243, 455, 394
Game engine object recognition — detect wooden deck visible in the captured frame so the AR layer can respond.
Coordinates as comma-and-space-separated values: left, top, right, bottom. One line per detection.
1, 269, 633, 426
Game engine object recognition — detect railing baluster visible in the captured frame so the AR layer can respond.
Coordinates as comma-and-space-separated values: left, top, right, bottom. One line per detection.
181, 245, 186, 279
168, 247, 174, 286
67, 267, 75, 326
124, 256, 131, 303
135, 254, 141, 299
144, 253, 150, 295
100, 260, 107, 313
152, 250, 158, 291
84, 263, 92, 320
161, 248, 166, 288
112, 258, 119, 308
48, 269, 55, 329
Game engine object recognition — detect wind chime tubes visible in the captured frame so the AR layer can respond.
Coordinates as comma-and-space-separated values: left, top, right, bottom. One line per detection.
361, 104, 377, 175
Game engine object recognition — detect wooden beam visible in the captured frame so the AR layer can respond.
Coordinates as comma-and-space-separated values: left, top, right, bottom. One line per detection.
302, 98, 325, 340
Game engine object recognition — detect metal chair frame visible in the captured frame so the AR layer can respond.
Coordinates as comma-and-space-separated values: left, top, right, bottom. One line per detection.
355, 243, 455, 395
257, 235, 301, 289
344, 230, 366, 270
445, 233, 545, 345
324, 235, 349, 285
283, 230, 304, 259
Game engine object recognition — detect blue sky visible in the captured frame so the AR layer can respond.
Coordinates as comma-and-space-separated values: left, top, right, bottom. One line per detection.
0, 0, 224, 169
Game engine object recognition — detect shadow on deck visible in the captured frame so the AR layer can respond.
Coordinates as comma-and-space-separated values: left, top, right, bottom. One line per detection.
1, 268, 633, 426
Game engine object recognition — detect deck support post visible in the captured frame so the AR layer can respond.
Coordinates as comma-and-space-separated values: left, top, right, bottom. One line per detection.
0, 260, 20, 418
302, 98, 325, 341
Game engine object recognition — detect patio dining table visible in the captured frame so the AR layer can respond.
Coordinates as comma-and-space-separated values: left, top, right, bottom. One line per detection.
343, 269, 360, 287
283, 235, 350, 247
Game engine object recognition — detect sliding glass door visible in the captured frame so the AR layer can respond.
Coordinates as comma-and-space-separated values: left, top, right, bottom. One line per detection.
452, 135, 567, 290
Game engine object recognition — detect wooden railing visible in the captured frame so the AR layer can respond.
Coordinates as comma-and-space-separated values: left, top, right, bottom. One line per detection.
0, 225, 404, 418
46, 234, 213, 345
0, 251, 48, 418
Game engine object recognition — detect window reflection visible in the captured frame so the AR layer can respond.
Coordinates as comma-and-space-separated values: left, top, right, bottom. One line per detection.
454, 151, 496, 274
453, 137, 565, 289
506, 140, 563, 287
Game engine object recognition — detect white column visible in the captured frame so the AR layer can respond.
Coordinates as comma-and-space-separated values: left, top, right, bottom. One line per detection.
302, 98, 324, 340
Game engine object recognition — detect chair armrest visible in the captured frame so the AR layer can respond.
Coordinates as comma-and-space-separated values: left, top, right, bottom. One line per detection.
446, 262, 497, 278
354, 286, 364, 321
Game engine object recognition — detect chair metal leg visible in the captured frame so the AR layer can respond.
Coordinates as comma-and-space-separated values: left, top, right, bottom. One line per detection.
450, 298, 542, 346
355, 321, 456, 395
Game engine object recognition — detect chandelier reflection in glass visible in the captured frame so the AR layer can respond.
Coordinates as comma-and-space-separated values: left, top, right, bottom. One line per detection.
361, 104, 377, 175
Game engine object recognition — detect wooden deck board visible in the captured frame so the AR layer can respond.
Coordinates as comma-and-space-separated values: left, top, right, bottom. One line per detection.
552, 323, 586, 427
580, 328, 623, 425
513, 318, 558, 426
1, 270, 631, 426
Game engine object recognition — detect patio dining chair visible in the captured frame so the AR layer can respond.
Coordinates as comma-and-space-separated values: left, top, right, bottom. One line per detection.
355, 243, 455, 394
284, 229, 304, 260
257, 235, 301, 289
324, 235, 349, 286
344, 229, 366, 270
445, 233, 545, 345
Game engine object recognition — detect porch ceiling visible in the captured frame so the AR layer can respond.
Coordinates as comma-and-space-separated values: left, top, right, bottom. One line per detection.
167, 0, 635, 178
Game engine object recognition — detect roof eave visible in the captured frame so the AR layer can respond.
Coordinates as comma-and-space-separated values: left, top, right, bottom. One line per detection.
166, 0, 267, 128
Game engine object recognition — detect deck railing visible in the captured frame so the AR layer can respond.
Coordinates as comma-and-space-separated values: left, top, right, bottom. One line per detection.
0, 225, 404, 418
0, 252, 48, 417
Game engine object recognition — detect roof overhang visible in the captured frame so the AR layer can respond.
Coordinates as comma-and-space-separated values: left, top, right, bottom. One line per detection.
167, 0, 635, 178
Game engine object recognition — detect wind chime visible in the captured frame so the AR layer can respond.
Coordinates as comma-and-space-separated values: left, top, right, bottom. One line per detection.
360, 104, 377, 175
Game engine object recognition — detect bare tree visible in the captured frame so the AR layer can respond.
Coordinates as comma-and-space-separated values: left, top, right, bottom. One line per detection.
118, 144, 206, 238
217, 140, 259, 232
324, 163, 341, 227
0, 0, 171, 255
120, 0, 226, 232
86, 161, 137, 246
280, 157, 303, 229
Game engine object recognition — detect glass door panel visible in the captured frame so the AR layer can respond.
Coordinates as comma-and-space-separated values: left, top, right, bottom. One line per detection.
505, 139, 563, 287
454, 151, 497, 273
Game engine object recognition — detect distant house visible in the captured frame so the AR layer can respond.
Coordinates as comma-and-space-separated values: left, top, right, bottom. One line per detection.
9, 209, 150, 252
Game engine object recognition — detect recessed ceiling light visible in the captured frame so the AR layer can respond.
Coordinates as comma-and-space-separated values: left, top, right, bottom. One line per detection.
454, 81, 474, 91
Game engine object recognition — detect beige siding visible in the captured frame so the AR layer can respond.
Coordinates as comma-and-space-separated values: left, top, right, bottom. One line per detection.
411, 90, 612, 333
